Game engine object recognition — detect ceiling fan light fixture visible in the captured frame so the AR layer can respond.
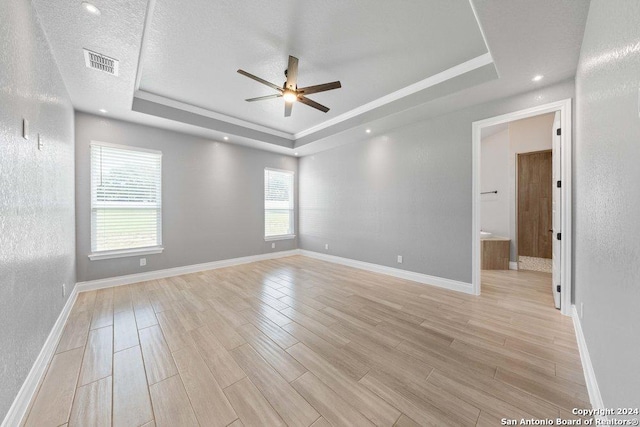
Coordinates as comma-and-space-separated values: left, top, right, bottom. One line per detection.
283, 90, 297, 103
238, 56, 340, 116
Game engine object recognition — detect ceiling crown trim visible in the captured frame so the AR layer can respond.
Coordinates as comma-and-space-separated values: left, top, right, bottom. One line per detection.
133, 53, 493, 143
133, 90, 295, 139
293, 52, 493, 139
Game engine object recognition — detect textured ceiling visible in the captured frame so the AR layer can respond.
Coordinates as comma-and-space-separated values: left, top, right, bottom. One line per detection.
31, 0, 590, 156
138, 0, 488, 134
31, 0, 148, 120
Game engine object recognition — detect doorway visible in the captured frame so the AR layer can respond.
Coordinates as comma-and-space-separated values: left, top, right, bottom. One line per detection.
472, 99, 572, 315
517, 149, 552, 263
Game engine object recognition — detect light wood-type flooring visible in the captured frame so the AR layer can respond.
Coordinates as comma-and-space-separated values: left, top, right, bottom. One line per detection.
23, 256, 589, 426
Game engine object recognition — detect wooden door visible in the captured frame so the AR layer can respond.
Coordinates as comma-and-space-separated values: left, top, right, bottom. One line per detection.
518, 150, 552, 259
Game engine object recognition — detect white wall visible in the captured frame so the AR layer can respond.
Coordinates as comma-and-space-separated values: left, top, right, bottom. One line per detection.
574, 0, 640, 408
508, 113, 554, 260
0, 1, 75, 420
480, 128, 510, 240
480, 114, 554, 262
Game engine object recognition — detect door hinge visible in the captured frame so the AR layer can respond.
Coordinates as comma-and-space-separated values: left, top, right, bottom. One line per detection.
557, 285, 561, 293
557, 180, 561, 188
556, 128, 561, 136
557, 232, 561, 240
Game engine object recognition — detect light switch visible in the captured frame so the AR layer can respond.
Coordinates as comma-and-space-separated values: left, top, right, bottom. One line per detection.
23, 119, 29, 140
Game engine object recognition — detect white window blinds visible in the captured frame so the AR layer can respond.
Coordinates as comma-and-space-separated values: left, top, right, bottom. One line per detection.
91, 143, 162, 253
264, 168, 294, 238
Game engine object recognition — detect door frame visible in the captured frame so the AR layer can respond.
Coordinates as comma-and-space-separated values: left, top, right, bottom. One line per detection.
471, 99, 573, 316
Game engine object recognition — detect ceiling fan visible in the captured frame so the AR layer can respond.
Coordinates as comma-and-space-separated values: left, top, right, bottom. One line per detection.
237, 55, 341, 117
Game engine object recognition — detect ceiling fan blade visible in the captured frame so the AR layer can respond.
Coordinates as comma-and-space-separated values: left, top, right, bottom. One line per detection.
245, 94, 282, 102
237, 69, 283, 92
284, 102, 293, 117
298, 95, 330, 113
285, 56, 298, 90
298, 81, 341, 95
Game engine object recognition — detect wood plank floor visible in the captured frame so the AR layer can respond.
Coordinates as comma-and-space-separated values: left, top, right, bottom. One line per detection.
23, 256, 589, 426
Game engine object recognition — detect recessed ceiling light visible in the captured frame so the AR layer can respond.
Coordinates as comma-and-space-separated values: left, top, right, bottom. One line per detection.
294, 152, 299, 156
82, 2, 101, 15
98, 109, 107, 113
365, 129, 371, 133
223, 136, 229, 141
532, 75, 544, 82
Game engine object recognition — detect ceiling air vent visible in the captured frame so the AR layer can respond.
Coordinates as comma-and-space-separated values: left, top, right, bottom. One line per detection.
83, 49, 119, 76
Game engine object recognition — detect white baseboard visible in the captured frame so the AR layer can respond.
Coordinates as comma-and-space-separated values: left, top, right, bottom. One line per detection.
77, 249, 473, 295
1, 286, 79, 427
299, 250, 474, 294
572, 305, 606, 417
77, 247, 473, 295
76, 250, 301, 293
509, 261, 519, 270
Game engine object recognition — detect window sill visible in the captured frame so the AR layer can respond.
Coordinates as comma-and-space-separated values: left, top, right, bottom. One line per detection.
89, 246, 164, 261
264, 235, 296, 242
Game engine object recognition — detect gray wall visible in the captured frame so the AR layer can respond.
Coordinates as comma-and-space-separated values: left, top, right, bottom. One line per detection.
75, 113, 297, 282
299, 80, 575, 284
0, 1, 76, 420
574, 1, 640, 407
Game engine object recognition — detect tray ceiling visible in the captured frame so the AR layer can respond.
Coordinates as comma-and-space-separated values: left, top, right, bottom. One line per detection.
136, 0, 490, 136
31, 0, 590, 155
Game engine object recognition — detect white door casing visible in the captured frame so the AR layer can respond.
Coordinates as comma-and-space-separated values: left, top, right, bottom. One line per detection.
472, 98, 573, 316
552, 111, 562, 309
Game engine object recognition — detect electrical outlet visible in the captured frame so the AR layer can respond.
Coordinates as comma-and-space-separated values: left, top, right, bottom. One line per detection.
140, 258, 147, 267
397, 255, 403, 264
62, 283, 66, 297
271, 242, 275, 249
23, 119, 29, 140
37, 134, 43, 150
580, 302, 584, 319
325, 243, 329, 250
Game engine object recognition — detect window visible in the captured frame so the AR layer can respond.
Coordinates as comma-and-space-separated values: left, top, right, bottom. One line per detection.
90, 142, 163, 259
264, 168, 295, 240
